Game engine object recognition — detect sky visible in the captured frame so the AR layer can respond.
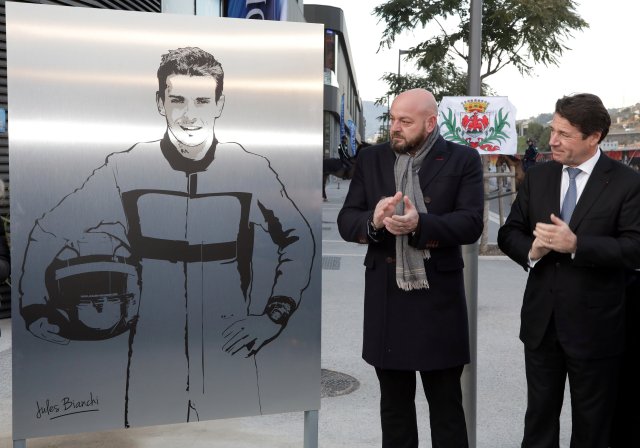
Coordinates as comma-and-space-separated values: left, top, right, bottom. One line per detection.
306, 0, 640, 119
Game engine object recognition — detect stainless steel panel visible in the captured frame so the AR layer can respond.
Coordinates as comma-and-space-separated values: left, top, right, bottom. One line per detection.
7, 2, 323, 439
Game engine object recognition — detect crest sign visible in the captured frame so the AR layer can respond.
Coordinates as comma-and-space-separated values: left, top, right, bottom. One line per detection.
438, 96, 517, 154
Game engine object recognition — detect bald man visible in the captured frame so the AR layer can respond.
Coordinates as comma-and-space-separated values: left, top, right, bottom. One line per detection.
338, 89, 484, 448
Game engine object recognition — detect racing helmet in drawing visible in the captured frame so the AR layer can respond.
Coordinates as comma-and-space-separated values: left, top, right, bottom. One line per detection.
45, 233, 140, 341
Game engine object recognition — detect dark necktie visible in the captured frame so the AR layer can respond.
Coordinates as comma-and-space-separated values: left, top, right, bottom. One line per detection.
561, 167, 581, 222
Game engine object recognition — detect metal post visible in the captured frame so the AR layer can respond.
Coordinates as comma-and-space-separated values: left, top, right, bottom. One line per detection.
303, 410, 318, 448
467, 0, 483, 96
498, 173, 505, 224
461, 243, 478, 448
13, 439, 26, 448
463, 1, 483, 447
386, 95, 390, 137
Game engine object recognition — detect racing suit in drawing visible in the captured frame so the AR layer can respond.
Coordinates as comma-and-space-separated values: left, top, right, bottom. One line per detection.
19, 135, 315, 427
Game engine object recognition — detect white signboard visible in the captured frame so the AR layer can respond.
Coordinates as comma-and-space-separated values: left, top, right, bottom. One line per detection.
438, 96, 517, 154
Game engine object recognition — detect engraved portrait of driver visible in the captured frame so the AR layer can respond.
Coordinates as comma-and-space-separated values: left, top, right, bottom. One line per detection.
18, 47, 315, 426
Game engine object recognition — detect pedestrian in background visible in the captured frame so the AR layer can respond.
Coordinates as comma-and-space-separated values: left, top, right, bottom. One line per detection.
522, 138, 538, 172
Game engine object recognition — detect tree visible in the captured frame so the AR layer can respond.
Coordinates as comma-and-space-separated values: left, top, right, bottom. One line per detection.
525, 122, 544, 142
373, 0, 587, 104
376, 68, 470, 125
537, 126, 552, 151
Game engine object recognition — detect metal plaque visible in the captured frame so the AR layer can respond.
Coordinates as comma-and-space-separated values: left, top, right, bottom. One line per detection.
7, 2, 322, 439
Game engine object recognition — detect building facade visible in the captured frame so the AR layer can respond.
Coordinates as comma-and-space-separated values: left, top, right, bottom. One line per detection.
304, 4, 365, 159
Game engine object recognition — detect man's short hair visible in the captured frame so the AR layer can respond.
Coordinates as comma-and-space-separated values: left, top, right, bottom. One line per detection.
157, 47, 224, 102
555, 93, 610, 143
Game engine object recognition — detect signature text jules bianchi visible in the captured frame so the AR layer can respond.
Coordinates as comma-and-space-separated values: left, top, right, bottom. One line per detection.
36, 392, 100, 420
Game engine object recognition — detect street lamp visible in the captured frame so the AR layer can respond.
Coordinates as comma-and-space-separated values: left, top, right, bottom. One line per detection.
397, 49, 410, 80
388, 50, 410, 139
386, 94, 390, 138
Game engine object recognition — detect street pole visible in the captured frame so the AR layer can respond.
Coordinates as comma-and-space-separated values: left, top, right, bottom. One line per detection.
463, 1, 482, 448
397, 49, 410, 97
390, 50, 409, 141
386, 95, 390, 138
397, 49, 409, 79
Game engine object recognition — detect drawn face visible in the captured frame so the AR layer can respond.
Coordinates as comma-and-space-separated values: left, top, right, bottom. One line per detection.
157, 74, 224, 149
389, 94, 436, 154
549, 113, 600, 167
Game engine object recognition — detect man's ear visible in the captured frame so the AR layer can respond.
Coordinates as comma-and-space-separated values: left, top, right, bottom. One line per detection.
584, 130, 602, 149
156, 91, 166, 117
425, 114, 438, 133
215, 94, 225, 118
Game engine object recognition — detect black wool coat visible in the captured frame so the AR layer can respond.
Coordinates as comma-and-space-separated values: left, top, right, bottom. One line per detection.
337, 136, 484, 371
498, 153, 640, 359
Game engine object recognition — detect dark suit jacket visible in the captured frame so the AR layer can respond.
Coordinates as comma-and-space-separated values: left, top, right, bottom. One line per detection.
337, 136, 484, 371
498, 153, 640, 359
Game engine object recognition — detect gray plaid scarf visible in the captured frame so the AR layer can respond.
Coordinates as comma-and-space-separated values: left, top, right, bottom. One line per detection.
393, 127, 440, 291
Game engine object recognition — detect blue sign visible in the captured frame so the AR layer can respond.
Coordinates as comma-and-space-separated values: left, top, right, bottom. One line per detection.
348, 119, 356, 156
0, 108, 5, 133
339, 93, 345, 141
226, 0, 287, 20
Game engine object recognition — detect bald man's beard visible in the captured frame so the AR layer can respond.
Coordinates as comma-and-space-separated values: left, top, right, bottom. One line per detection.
390, 128, 429, 154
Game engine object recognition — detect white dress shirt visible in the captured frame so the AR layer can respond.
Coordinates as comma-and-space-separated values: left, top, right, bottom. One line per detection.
528, 149, 601, 267
560, 149, 600, 210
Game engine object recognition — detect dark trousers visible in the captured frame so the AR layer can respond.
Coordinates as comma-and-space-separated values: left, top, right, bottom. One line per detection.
610, 273, 640, 447
375, 365, 468, 448
522, 319, 621, 448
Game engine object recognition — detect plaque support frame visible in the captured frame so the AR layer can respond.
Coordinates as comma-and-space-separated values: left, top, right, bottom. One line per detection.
304, 409, 319, 448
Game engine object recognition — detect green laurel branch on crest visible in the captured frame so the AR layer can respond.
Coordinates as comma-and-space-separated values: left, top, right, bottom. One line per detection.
440, 107, 512, 150
439, 109, 469, 145
481, 108, 511, 146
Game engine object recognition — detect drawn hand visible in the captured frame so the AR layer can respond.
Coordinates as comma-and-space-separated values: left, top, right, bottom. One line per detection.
383, 195, 419, 236
373, 192, 403, 229
28, 318, 70, 345
222, 314, 283, 357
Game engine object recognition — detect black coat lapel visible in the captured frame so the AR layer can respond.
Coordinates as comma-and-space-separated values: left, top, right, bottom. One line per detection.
547, 162, 563, 218
570, 153, 612, 228
418, 136, 450, 191
380, 142, 398, 195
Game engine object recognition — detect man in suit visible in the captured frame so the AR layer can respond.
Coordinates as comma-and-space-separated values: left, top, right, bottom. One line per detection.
498, 93, 640, 448
337, 88, 483, 448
